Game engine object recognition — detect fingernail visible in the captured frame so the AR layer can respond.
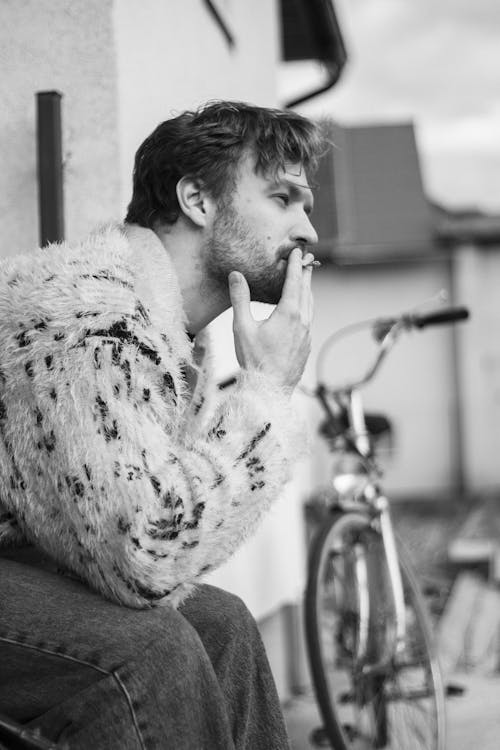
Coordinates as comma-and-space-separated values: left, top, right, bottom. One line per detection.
229, 271, 241, 285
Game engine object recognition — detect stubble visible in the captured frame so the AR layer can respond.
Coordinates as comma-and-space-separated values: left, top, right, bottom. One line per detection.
203, 201, 287, 305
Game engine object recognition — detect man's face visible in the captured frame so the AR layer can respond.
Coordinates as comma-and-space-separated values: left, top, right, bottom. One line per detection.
204, 153, 318, 305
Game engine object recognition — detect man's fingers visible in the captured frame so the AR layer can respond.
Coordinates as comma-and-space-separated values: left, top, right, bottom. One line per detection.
301, 251, 315, 269
229, 271, 253, 328
300, 265, 313, 323
278, 247, 303, 311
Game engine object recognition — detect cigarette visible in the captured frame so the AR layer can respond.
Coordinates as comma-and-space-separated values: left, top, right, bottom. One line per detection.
302, 259, 322, 268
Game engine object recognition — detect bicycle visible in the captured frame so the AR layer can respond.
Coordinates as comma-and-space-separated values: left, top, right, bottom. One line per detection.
302, 304, 470, 750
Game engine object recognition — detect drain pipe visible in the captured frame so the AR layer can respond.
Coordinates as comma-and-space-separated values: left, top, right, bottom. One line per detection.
36, 90, 64, 247
285, 60, 343, 109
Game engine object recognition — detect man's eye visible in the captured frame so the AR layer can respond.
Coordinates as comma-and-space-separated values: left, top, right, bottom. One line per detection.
274, 194, 289, 206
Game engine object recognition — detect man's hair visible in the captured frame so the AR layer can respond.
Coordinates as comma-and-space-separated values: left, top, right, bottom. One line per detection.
125, 100, 325, 228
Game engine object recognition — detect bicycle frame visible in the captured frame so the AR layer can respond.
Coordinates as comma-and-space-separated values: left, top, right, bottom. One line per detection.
335, 386, 407, 672
313, 319, 416, 671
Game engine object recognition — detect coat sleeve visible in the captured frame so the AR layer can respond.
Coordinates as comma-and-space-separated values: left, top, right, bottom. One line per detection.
13, 313, 305, 608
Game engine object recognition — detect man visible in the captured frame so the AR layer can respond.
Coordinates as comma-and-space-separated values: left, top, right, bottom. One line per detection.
0, 101, 323, 748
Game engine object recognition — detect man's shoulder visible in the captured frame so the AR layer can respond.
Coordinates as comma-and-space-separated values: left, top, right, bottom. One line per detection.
75, 222, 132, 263
0, 224, 138, 326
49, 222, 134, 274
0, 223, 189, 360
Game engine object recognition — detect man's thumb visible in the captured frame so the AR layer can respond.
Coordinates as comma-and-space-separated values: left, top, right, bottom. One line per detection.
228, 271, 251, 321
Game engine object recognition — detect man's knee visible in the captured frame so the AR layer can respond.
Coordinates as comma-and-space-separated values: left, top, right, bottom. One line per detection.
208, 586, 257, 633
121, 607, 211, 679
99, 603, 209, 672
180, 584, 261, 649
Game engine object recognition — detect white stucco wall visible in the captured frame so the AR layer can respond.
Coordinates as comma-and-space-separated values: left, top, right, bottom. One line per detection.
0, 0, 120, 257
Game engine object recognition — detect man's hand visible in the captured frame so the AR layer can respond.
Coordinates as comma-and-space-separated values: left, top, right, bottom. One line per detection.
229, 247, 314, 396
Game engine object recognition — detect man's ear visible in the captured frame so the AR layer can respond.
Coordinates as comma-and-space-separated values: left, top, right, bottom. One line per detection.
176, 176, 213, 227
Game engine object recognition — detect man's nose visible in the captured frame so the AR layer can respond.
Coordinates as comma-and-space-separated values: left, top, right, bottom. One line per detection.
292, 214, 319, 247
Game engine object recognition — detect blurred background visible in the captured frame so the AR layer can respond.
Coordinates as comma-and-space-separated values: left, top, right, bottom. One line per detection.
1, 1, 500, 746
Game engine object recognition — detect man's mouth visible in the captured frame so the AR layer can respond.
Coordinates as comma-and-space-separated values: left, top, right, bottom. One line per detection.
279, 246, 305, 261
278, 247, 319, 268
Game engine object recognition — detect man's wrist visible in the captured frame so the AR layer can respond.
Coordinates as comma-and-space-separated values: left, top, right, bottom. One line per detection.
239, 366, 295, 398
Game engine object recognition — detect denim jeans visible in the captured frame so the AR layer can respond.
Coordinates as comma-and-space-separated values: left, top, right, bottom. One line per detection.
0, 551, 290, 749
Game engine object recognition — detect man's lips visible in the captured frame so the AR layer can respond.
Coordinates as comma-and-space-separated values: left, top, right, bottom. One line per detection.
280, 246, 304, 260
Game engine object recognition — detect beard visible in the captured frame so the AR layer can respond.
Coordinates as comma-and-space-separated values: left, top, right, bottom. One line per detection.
202, 200, 288, 305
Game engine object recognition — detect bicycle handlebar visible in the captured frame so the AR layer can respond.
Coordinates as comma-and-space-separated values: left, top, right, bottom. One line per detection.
372, 306, 469, 342
317, 305, 470, 393
412, 306, 469, 329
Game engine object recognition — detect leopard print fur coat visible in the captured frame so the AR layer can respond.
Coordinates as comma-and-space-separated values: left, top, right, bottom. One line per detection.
0, 223, 303, 608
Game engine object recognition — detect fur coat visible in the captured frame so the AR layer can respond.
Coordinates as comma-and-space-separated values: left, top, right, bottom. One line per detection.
0, 223, 302, 608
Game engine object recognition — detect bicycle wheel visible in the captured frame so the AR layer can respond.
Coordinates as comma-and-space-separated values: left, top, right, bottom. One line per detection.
305, 510, 446, 750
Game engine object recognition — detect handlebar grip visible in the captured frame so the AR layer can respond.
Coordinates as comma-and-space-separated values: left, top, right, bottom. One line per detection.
413, 306, 470, 329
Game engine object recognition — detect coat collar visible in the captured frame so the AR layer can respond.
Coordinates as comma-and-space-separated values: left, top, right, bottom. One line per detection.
122, 222, 193, 362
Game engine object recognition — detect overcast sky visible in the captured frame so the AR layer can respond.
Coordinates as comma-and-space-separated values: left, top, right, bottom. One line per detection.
280, 0, 500, 212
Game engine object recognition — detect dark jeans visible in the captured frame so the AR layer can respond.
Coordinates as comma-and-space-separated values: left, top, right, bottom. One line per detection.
0, 553, 290, 749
